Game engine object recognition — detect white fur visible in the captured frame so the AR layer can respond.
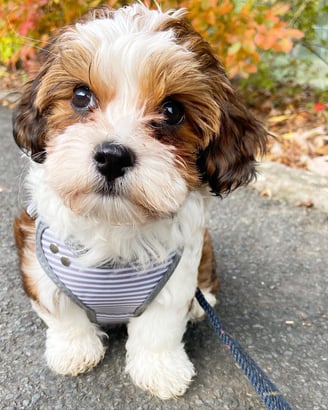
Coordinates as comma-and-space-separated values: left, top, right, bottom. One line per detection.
25, 167, 213, 396
126, 231, 204, 399
189, 288, 217, 321
21, 248, 107, 375
26, 163, 207, 266
76, 4, 186, 45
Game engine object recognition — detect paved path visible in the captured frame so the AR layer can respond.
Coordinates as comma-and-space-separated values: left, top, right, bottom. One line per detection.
1, 106, 327, 409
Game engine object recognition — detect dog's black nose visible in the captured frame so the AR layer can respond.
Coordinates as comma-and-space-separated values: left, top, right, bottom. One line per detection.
94, 143, 136, 182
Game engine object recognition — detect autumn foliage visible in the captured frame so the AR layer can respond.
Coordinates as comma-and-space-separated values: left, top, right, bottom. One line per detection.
0, 0, 303, 78
165, 0, 303, 78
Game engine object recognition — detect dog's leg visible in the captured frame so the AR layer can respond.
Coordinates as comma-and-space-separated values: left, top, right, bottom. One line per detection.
125, 278, 195, 399
29, 268, 107, 376
189, 228, 219, 320
33, 291, 107, 376
125, 236, 204, 400
14, 212, 107, 376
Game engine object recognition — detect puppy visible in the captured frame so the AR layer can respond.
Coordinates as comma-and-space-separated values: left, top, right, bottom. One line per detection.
13, 3, 266, 400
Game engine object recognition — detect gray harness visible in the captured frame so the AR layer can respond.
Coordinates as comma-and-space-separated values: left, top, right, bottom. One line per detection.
35, 219, 182, 324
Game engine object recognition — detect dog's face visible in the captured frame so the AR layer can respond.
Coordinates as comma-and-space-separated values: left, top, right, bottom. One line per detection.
13, 4, 266, 224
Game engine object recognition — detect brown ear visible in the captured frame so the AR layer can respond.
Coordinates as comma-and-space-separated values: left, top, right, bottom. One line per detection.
157, 16, 267, 196
12, 73, 48, 163
197, 88, 267, 195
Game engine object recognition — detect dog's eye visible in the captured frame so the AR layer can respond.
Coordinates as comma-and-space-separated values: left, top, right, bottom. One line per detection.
72, 86, 96, 110
161, 99, 185, 126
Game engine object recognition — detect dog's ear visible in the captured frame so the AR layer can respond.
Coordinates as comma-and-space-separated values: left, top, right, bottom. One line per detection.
159, 16, 268, 195
12, 70, 49, 163
197, 87, 267, 195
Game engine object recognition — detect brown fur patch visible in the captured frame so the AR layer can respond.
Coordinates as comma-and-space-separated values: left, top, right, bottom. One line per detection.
197, 229, 219, 294
14, 211, 39, 301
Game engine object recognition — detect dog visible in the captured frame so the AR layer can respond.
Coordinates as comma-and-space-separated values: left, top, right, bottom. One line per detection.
13, 3, 267, 400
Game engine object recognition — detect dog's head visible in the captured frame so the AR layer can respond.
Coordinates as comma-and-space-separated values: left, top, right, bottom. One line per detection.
13, 4, 267, 224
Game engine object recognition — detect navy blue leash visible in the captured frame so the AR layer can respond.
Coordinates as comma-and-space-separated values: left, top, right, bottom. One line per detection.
195, 288, 292, 410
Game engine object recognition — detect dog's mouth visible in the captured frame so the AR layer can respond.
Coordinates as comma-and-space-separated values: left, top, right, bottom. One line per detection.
95, 179, 121, 196
92, 173, 181, 223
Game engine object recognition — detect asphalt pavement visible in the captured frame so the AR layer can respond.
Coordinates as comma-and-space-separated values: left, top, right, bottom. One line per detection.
1, 105, 327, 410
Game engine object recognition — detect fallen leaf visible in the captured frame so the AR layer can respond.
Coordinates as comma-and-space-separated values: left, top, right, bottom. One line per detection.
297, 199, 314, 208
298, 126, 326, 141
281, 132, 295, 140
260, 188, 272, 198
268, 114, 292, 123
316, 144, 328, 156
313, 103, 327, 112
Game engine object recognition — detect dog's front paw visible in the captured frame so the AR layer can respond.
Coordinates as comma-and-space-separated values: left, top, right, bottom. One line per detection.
45, 326, 106, 376
126, 345, 195, 399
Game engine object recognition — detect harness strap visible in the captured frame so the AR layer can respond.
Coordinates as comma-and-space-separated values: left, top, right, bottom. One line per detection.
195, 288, 292, 410
35, 217, 182, 324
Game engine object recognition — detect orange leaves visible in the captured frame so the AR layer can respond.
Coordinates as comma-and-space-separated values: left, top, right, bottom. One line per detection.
1, 0, 303, 79
254, 23, 303, 53
0, 0, 103, 68
263, 3, 289, 20
1, 0, 51, 67
1, 0, 48, 36
168, 0, 304, 78
216, 0, 234, 15
266, 105, 328, 177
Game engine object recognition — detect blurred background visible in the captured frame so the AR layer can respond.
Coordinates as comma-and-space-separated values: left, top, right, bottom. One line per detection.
1, 0, 327, 177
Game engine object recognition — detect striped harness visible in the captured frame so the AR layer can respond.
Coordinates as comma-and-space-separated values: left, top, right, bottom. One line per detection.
35, 220, 181, 324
